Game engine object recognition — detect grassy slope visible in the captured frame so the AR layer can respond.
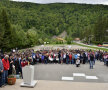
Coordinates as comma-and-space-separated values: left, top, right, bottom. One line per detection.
74, 43, 108, 51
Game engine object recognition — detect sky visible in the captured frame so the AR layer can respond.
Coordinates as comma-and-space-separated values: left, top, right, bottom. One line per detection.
12, 0, 108, 5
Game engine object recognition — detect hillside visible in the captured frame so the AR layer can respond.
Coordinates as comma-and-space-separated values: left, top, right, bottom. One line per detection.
0, 0, 108, 50
0, 0, 108, 38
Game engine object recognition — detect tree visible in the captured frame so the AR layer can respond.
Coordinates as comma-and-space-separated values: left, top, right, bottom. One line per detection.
93, 16, 108, 44
26, 28, 38, 46
66, 36, 73, 44
0, 11, 4, 48
0, 9, 13, 50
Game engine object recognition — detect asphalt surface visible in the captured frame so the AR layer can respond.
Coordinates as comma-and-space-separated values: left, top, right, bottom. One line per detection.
34, 61, 108, 83
1, 61, 108, 90
1, 80, 108, 90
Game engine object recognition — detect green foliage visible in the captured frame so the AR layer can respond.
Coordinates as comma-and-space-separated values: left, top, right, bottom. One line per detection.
26, 28, 38, 46
92, 41, 103, 45
1, 0, 108, 39
93, 16, 108, 44
0, 0, 108, 51
8, 75, 16, 78
0, 9, 13, 50
0, 9, 40, 51
38, 38, 44, 44
56, 41, 63, 44
66, 36, 73, 44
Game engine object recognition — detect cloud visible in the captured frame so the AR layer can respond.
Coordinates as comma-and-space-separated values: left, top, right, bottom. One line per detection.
101, 1, 108, 5
12, 0, 108, 5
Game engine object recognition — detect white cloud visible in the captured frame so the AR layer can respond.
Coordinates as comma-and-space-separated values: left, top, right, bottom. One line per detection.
12, 0, 108, 5
101, 1, 108, 5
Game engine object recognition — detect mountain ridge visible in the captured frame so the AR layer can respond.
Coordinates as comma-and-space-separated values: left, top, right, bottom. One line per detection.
12, 0, 108, 5
0, 0, 108, 38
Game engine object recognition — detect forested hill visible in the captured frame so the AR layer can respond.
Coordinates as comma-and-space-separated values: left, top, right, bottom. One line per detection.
0, 0, 108, 38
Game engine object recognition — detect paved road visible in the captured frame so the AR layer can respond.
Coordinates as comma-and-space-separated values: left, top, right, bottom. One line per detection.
1, 80, 108, 90
34, 61, 108, 83
1, 61, 108, 90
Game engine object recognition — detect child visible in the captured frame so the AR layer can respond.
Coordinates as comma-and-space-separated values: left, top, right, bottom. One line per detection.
76, 57, 80, 67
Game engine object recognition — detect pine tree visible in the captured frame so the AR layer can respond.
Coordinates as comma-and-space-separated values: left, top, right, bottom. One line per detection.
0, 9, 12, 50
0, 16, 4, 48
93, 16, 108, 44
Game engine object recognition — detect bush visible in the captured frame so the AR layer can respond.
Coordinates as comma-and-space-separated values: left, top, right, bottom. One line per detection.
92, 41, 103, 45
67, 41, 71, 44
8, 75, 16, 78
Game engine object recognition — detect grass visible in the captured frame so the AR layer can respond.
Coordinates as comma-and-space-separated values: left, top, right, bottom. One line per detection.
21, 42, 108, 52
74, 43, 108, 51
44, 42, 108, 51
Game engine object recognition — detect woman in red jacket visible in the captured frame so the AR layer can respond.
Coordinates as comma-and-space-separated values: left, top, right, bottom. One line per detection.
69, 53, 72, 64
2, 55, 10, 85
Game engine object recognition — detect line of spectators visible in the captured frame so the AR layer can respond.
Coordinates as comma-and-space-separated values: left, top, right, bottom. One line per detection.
0, 48, 108, 87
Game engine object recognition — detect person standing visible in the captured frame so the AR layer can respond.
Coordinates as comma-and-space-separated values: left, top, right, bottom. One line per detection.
106, 54, 108, 66
69, 53, 72, 64
60, 53, 63, 64
32, 52, 36, 65
89, 52, 95, 69
0, 58, 4, 87
41, 54, 45, 64
66, 53, 69, 64
2, 55, 10, 85
14, 58, 21, 75
76, 57, 80, 67
58, 52, 61, 64
74, 53, 78, 64
103, 53, 107, 65
82, 52, 86, 64
8, 56, 13, 75
44, 54, 48, 64
63, 53, 66, 63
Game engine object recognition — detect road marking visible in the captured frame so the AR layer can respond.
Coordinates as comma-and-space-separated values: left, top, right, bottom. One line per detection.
62, 77, 74, 81
73, 73, 86, 77
86, 76, 98, 79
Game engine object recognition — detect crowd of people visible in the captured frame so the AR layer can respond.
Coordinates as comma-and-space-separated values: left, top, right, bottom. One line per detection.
0, 48, 108, 87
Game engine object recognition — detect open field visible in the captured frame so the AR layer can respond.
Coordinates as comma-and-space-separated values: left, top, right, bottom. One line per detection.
30, 44, 108, 51
32, 44, 88, 51
74, 42, 108, 51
